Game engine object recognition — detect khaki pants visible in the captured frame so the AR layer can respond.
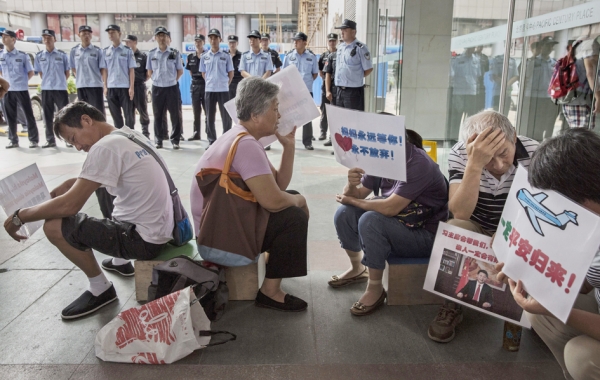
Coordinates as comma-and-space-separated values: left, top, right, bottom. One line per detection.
446, 219, 493, 236
527, 291, 600, 380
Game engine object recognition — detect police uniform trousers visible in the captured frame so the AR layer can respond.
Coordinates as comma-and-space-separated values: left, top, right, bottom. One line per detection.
205, 91, 231, 144
77, 87, 106, 116
41, 90, 69, 143
161, 83, 184, 140
4, 91, 39, 144
152, 84, 181, 146
301, 92, 315, 147
191, 82, 206, 138
228, 82, 239, 102
107, 88, 135, 129
336, 86, 364, 111
320, 86, 336, 136
132, 82, 150, 137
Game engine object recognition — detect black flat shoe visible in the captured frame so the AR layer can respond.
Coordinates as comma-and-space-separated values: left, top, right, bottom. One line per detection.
305, 145, 314, 150
101, 258, 134, 276
6, 142, 19, 149
61, 285, 118, 320
187, 135, 201, 141
42, 141, 56, 148
255, 290, 307, 312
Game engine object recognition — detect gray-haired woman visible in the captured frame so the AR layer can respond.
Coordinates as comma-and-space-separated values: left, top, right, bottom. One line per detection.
190, 77, 309, 312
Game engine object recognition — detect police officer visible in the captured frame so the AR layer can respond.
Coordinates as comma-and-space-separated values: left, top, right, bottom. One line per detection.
0, 29, 39, 148
240, 30, 273, 79
282, 31, 318, 150
334, 19, 373, 111
103, 25, 136, 129
200, 28, 234, 145
123, 34, 150, 139
70, 25, 106, 116
185, 34, 207, 141
318, 32, 338, 143
146, 26, 183, 149
228, 35, 243, 100
32, 29, 70, 148
260, 33, 282, 74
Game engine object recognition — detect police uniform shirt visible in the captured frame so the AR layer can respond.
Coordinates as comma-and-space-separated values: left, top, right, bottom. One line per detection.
0, 49, 34, 92
531, 56, 556, 98
70, 44, 106, 88
185, 52, 205, 85
239, 50, 274, 77
133, 50, 148, 85
267, 48, 283, 69
282, 49, 319, 91
104, 44, 136, 88
34, 48, 70, 91
318, 50, 331, 89
199, 49, 233, 92
323, 51, 337, 87
490, 55, 517, 96
450, 54, 481, 96
230, 50, 243, 84
334, 39, 373, 88
146, 47, 183, 88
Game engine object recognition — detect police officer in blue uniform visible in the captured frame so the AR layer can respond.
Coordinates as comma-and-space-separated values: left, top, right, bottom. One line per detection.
260, 33, 282, 74
228, 35, 243, 100
34, 29, 71, 148
147, 26, 184, 149
200, 28, 234, 145
103, 25, 136, 129
185, 34, 207, 141
318, 32, 338, 143
334, 19, 373, 111
123, 34, 150, 139
240, 30, 274, 79
282, 31, 319, 150
70, 25, 106, 116
0, 30, 39, 148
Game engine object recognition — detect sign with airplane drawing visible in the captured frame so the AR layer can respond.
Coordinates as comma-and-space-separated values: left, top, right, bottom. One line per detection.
492, 165, 600, 323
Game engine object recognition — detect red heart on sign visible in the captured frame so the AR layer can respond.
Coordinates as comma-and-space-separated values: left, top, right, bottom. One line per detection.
334, 133, 353, 152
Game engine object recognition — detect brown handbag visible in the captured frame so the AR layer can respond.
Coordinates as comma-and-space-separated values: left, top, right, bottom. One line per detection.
195, 132, 270, 267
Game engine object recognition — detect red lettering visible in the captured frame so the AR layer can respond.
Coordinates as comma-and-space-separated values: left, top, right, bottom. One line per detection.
515, 238, 532, 262
545, 261, 567, 287
529, 249, 549, 273
508, 228, 520, 248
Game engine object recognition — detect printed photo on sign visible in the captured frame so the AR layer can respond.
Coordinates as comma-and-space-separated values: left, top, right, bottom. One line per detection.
492, 166, 600, 323
0, 164, 51, 238
425, 222, 530, 327
224, 65, 320, 147
326, 105, 407, 182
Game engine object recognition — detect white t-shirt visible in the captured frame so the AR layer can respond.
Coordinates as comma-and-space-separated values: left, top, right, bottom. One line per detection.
79, 127, 174, 244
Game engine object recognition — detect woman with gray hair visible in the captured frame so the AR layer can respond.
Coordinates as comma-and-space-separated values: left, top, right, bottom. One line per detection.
189, 77, 310, 312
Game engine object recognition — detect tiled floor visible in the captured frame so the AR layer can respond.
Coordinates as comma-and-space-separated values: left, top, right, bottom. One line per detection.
0, 108, 563, 379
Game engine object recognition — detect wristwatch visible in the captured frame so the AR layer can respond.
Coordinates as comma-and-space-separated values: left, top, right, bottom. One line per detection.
12, 209, 23, 227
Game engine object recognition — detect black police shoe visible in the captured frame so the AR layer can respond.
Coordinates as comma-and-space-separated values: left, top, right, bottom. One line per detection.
305, 145, 314, 150
61, 285, 118, 320
42, 141, 56, 148
29, 142, 39, 148
156, 143, 163, 149
318, 133, 327, 141
101, 258, 135, 277
5, 142, 19, 149
187, 134, 201, 141
255, 290, 308, 312
311, 136, 316, 141
324, 139, 332, 146
172, 143, 180, 150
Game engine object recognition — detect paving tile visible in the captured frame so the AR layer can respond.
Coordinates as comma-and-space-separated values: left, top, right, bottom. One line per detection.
0, 238, 76, 270
0, 269, 69, 331
310, 271, 435, 365
0, 365, 78, 380
308, 240, 350, 271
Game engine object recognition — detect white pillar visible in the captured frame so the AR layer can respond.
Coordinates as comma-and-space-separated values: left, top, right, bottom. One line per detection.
236, 14, 251, 52
29, 13, 47, 36
167, 14, 183, 49
99, 13, 115, 48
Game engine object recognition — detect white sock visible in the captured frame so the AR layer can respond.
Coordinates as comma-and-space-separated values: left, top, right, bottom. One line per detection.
89, 273, 111, 296
112, 257, 130, 266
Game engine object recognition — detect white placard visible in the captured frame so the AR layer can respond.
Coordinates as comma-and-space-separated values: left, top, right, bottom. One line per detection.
326, 105, 407, 182
424, 222, 530, 327
0, 164, 51, 237
491, 166, 600, 323
224, 65, 320, 147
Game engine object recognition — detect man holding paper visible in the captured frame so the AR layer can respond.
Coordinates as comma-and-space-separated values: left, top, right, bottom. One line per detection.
428, 110, 538, 343
498, 129, 600, 380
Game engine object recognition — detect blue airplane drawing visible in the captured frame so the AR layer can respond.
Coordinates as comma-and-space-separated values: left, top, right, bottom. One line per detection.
516, 188, 578, 236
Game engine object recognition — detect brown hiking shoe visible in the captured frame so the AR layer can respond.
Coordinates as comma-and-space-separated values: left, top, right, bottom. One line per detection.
427, 302, 463, 343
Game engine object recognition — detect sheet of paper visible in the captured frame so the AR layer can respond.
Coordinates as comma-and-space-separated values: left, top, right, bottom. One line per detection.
424, 222, 531, 327
224, 65, 320, 147
0, 164, 51, 237
326, 105, 407, 181
491, 166, 600, 323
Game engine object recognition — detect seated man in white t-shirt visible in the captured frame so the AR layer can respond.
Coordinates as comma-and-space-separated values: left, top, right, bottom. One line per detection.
3, 102, 174, 320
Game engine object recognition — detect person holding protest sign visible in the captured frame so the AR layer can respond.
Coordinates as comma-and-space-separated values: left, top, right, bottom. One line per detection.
428, 110, 539, 343
332, 130, 448, 316
496, 129, 600, 380
3, 102, 175, 320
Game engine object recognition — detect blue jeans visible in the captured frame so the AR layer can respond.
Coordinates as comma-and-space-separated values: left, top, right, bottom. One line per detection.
333, 205, 435, 270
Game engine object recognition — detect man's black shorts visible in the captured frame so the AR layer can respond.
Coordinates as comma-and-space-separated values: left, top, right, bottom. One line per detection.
61, 213, 165, 260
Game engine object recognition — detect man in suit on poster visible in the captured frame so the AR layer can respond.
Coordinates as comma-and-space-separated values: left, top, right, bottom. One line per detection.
456, 269, 493, 308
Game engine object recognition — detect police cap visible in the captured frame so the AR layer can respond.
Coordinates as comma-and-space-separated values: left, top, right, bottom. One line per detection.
335, 19, 357, 30
194, 34, 205, 41
208, 28, 221, 38
247, 30, 261, 38
291, 32, 308, 41
228, 35, 239, 42
42, 29, 56, 38
79, 25, 92, 33
1, 30, 17, 38
123, 34, 137, 42
154, 26, 169, 36
541, 36, 559, 45
105, 24, 121, 32
261, 33, 270, 40
327, 33, 339, 41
